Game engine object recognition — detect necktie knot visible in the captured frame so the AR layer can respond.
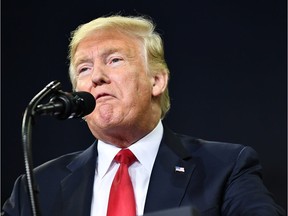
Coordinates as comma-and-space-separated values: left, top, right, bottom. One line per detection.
114, 149, 137, 166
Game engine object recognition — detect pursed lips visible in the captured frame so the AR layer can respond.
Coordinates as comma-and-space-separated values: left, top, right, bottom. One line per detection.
95, 93, 114, 101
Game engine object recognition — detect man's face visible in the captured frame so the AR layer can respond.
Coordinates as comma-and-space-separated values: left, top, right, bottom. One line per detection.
73, 29, 158, 139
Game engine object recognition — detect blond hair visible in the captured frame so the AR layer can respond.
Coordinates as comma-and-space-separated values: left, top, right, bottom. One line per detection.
68, 15, 170, 118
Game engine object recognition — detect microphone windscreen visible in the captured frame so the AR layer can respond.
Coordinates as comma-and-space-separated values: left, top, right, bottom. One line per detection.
71, 91, 96, 117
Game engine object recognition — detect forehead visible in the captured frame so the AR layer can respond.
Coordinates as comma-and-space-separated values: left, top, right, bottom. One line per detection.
74, 29, 143, 58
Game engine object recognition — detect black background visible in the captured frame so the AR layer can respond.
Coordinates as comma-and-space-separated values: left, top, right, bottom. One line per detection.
2, 0, 287, 211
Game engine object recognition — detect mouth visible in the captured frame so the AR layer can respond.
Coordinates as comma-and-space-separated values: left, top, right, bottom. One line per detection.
95, 93, 113, 101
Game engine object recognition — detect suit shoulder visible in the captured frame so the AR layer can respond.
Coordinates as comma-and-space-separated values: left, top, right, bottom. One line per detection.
174, 133, 256, 161
36, 151, 82, 169
175, 132, 244, 148
33, 150, 84, 176
34, 142, 96, 173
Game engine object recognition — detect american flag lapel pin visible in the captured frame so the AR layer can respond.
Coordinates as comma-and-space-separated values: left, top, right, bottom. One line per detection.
175, 166, 185, 173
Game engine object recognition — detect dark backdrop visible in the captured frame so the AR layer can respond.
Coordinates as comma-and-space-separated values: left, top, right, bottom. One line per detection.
2, 0, 287, 211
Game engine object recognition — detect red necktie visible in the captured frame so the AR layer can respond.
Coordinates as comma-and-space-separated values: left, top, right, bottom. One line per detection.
107, 149, 137, 216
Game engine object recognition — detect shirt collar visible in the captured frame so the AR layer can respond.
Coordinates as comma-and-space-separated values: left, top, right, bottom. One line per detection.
96, 120, 163, 178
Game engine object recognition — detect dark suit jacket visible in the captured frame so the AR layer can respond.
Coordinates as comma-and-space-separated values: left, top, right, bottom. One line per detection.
2, 126, 285, 216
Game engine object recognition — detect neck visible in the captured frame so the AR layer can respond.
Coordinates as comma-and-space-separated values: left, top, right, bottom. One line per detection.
94, 116, 160, 148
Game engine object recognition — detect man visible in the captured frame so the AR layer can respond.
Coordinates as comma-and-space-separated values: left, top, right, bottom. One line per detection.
2, 15, 285, 216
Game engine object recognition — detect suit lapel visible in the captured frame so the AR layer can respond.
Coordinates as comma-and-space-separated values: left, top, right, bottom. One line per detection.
60, 143, 97, 216
144, 126, 196, 214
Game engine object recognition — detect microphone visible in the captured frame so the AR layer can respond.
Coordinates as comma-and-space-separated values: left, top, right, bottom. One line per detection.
35, 91, 96, 119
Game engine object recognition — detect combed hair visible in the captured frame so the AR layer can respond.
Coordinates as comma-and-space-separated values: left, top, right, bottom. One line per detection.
68, 15, 170, 119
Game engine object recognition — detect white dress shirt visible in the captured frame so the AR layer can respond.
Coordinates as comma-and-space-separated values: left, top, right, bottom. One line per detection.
90, 121, 163, 216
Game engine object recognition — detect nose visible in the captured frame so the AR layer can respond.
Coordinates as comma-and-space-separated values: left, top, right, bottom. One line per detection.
91, 67, 111, 87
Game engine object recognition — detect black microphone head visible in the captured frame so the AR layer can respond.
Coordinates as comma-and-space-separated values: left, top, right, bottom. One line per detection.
35, 90, 96, 120
70, 91, 96, 118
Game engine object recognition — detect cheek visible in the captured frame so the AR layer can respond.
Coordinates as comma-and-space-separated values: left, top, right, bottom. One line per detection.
75, 79, 91, 91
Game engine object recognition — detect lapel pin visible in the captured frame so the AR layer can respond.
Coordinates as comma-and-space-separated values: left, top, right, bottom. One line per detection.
175, 166, 185, 173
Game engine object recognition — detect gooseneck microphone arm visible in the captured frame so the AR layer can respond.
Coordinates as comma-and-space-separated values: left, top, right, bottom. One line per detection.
21, 80, 62, 216
21, 80, 95, 216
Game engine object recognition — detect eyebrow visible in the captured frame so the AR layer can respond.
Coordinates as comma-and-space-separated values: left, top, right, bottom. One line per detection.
74, 57, 93, 68
99, 47, 125, 58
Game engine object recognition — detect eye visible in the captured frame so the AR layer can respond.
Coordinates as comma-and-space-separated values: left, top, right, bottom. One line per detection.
79, 67, 90, 73
111, 58, 121, 63
76, 65, 93, 78
108, 57, 123, 66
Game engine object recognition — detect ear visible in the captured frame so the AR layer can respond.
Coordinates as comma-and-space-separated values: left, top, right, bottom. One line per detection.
151, 70, 168, 97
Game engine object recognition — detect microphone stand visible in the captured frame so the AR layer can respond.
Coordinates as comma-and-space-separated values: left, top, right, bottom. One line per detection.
21, 80, 61, 216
